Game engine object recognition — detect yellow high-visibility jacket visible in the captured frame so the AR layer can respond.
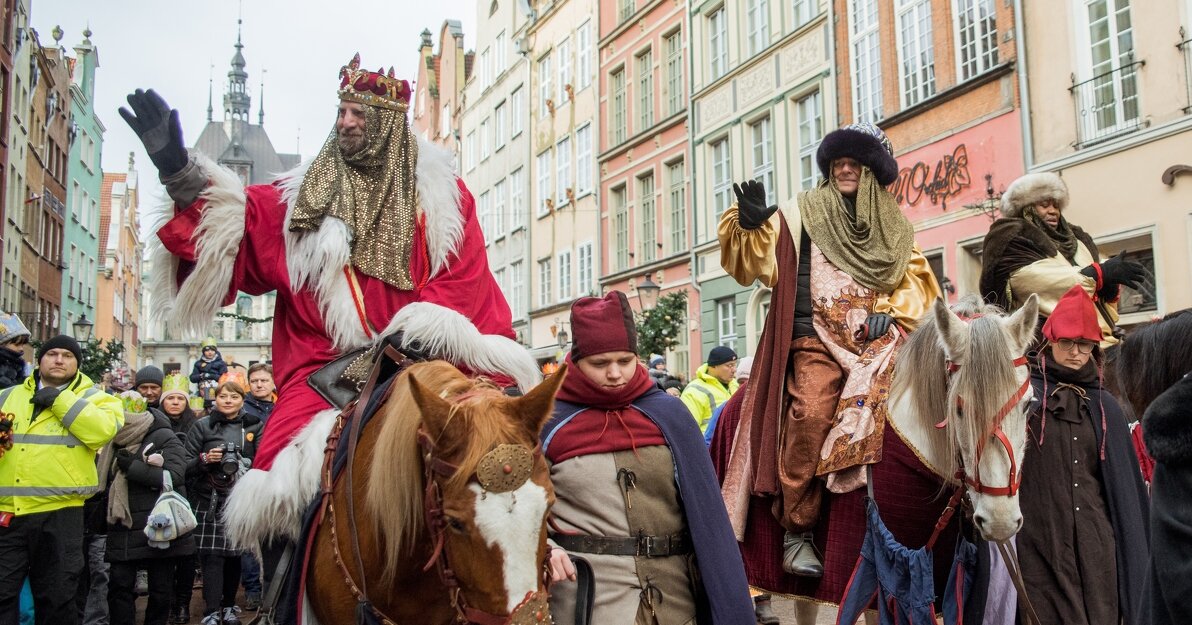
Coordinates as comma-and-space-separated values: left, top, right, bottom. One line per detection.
0, 371, 123, 516
680, 364, 739, 436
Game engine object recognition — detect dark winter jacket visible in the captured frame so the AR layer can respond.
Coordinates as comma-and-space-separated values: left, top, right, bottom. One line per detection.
105, 413, 196, 561
0, 348, 26, 389
1139, 373, 1192, 625
242, 394, 274, 426
183, 409, 261, 503
189, 352, 228, 385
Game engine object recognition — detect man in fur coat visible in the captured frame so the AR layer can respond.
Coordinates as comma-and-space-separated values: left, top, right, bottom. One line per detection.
119, 54, 539, 550
978, 172, 1147, 346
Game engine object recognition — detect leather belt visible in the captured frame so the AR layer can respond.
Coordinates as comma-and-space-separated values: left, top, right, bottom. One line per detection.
550, 532, 692, 558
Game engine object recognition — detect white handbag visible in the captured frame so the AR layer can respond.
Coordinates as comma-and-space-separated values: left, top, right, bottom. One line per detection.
144, 471, 197, 548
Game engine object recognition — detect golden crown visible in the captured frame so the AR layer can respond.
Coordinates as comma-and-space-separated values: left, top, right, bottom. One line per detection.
339, 53, 410, 112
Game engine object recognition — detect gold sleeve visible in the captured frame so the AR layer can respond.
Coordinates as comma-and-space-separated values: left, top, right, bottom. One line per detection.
717, 203, 780, 288
875, 244, 943, 331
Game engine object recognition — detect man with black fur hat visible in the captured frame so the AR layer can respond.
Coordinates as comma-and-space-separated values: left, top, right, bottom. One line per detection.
979, 171, 1147, 346
717, 122, 940, 581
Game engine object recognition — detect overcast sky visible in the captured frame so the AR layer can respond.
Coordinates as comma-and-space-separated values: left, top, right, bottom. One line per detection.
36, 0, 477, 207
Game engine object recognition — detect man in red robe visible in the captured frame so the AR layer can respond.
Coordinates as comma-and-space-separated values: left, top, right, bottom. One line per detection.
120, 54, 538, 548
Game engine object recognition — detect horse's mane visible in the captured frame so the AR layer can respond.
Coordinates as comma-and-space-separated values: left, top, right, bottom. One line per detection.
891, 295, 1017, 479
364, 361, 516, 585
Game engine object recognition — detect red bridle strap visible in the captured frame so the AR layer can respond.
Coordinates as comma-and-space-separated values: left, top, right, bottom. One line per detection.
942, 355, 1030, 497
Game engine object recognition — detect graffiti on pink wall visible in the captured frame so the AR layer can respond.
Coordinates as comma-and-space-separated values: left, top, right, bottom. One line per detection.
890, 144, 972, 210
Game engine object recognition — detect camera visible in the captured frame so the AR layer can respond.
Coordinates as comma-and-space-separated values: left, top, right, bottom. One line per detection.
215, 442, 241, 477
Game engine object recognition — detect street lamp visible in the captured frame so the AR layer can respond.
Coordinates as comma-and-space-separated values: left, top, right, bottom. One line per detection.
637, 274, 661, 311
556, 323, 570, 349
73, 314, 93, 341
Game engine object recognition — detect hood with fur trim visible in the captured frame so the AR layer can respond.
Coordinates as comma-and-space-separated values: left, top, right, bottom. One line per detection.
1144, 373, 1192, 465
1000, 172, 1069, 218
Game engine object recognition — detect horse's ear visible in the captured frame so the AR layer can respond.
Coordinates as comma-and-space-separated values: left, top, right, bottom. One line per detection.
513, 363, 568, 434
1005, 293, 1040, 353
932, 296, 968, 360
407, 372, 455, 437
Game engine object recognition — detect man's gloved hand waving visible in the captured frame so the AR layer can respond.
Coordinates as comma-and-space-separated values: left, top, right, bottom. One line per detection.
732, 180, 778, 230
119, 89, 188, 177
30, 387, 62, 410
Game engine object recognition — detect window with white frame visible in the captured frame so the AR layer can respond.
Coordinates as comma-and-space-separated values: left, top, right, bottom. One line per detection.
558, 36, 572, 104
953, 0, 998, 80
495, 31, 507, 76
667, 160, 686, 254
639, 172, 656, 263
538, 259, 553, 308
539, 52, 553, 116
480, 117, 491, 160
577, 21, 593, 90
479, 190, 492, 245
480, 48, 492, 89
576, 124, 593, 195
1081, 0, 1139, 136
748, 0, 770, 56
711, 138, 732, 220
637, 48, 654, 130
494, 101, 507, 150
493, 178, 507, 237
510, 261, 525, 319
665, 31, 683, 116
850, 0, 883, 122
708, 8, 728, 80
897, 0, 936, 108
511, 86, 525, 136
510, 167, 526, 230
797, 90, 824, 190
465, 131, 477, 171
611, 68, 627, 145
1096, 233, 1157, 317
577, 242, 593, 296
619, 0, 634, 22
556, 135, 572, 205
536, 149, 552, 217
717, 298, 737, 347
613, 185, 629, 270
793, 0, 815, 28
441, 104, 452, 138
750, 117, 776, 205
494, 267, 506, 298
557, 250, 573, 302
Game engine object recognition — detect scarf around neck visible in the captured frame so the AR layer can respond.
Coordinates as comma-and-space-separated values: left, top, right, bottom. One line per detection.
1025, 207, 1079, 261
555, 354, 657, 410
290, 104, 421, 290
98, 411, 157, 528
799, 168, 914, 293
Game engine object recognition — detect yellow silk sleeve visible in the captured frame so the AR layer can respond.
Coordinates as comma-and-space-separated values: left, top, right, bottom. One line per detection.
875, 244, 943, 331
717, 203, 780, 288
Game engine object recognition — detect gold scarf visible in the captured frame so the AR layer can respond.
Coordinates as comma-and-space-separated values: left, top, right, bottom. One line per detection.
798, 168, 915, 293
290, 104, 421, 290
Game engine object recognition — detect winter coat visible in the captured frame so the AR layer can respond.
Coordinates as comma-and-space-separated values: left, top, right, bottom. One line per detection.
183, 409, 261, 503
679, 364, 739, 436
1139, 373, 1192, 625
105, 413, 196, 561
242, 394, 274, 426
189, 352, 228, 385
0, 348, 27, 389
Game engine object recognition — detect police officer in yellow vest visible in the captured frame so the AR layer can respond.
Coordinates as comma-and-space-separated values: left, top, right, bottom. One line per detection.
0, 334, 123, 624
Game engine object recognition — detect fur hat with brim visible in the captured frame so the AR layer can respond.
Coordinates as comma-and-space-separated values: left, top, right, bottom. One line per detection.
1000, 172, 1069, 218
816, 122, 899, 186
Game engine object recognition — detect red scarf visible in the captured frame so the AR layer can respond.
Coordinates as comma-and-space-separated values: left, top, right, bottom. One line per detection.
550, 354, 665, 464
555, 354, 656, 409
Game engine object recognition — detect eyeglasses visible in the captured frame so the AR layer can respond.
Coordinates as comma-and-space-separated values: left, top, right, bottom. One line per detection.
1054, 339, 1095, 354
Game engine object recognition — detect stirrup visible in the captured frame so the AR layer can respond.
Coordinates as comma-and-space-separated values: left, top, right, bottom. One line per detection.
246, 542, 295, 625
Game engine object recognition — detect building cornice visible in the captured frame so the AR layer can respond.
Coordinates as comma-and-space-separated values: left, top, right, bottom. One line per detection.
689, 13, 827, 102
600, 251, 692, 285
1031, 114, 1192, 174
878, 62, 1014, 130
598, 0, 677, 47
598, 110, 687, 162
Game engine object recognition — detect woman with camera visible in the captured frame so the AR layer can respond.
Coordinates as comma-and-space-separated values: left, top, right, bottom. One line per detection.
103, 391, 195, 625
184, 380, 261, 625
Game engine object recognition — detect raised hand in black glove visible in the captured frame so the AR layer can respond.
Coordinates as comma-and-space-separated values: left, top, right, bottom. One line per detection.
30, 386, 62, 409
732, 180, 778, 230
864, 313, 895, 341
118, 89, 188, 177
1081, 250, 1148, 299
115, 448, 135, 472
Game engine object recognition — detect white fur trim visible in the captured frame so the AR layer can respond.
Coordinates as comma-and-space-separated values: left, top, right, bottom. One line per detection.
275, 137, 466, 352
223, 408, 340, 548
149, 154, 247, 336
376, 302, 542, 392
1000, 172, 1068, 218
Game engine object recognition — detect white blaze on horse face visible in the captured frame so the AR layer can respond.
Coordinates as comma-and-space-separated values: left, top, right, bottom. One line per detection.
470, 480, 550, 613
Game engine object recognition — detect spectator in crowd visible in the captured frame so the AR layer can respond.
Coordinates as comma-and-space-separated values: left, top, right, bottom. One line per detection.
238, 363, 273, 610
102, 392, 195, 625
647, 356, 668, 385
704, 356, 753, 446
158, 373, 200, 624
0, 313, 31, 389
680, 346, 739, 437
135, 366, 166, 411
190, 339, 228, 407
1015, 286, 1149, 625
543, 291, 754, 624
0, 334, 124, 625
183, 381, 261, 625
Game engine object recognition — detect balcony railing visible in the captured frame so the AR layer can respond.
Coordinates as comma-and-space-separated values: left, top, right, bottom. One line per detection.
1070, 59, 1146, 148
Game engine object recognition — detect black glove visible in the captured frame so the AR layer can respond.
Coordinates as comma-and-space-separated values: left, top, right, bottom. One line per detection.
118, 89, 188, 177
30, 387, 62, 409
383, 331, 433, 361
1081, 250, 1148, 299
864, 313, 894, 341
115, 449, 135, 472
732, 180, 778, 230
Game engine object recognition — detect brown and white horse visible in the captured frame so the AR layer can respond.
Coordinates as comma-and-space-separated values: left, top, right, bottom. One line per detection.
304, 361, 566, 625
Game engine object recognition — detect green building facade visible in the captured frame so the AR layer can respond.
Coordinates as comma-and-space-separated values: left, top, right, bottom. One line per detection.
61, 29, 103, 331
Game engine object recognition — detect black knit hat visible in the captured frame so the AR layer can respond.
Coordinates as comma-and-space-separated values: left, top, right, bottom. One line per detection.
816, 122, 899, 186
135, 365, 165, 387
706, 345, 738, 367
37, 334, 82, 364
